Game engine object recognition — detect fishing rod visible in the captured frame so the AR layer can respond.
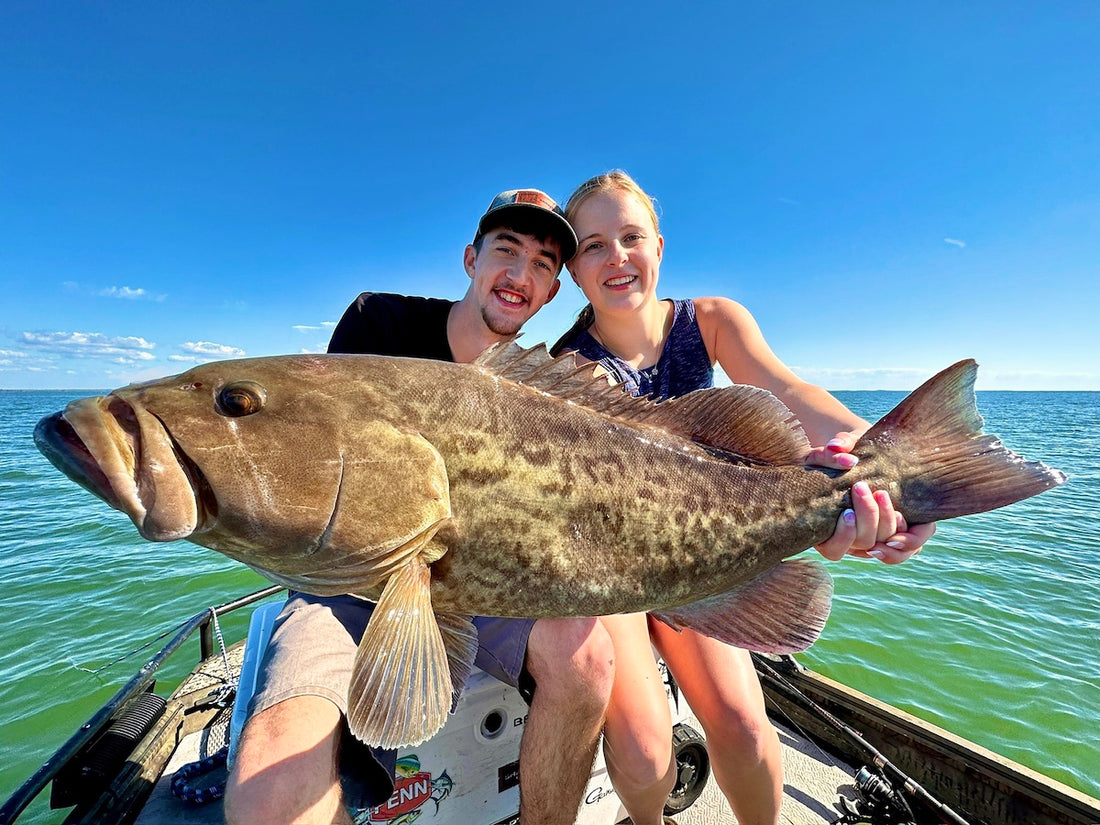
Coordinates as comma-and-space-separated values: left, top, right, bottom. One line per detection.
751, 654, 972, 825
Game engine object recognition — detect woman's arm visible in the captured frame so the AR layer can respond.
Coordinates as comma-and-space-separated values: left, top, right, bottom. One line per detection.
695, 296, 866, 442
694, 296, 935, 562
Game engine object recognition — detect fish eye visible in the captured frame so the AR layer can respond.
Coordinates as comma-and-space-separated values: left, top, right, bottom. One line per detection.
217, 381, 267, 417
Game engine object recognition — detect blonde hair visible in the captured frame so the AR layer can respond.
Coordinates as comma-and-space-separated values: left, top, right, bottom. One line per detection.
564, 170, 660, 233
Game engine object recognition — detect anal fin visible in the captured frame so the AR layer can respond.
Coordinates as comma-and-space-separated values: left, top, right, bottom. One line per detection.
347, 555, 452, 748
652, 559, 833, 653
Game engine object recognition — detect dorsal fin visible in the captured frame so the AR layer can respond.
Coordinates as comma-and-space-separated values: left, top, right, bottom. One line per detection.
633, 386, 811, 466
474, 340, 617, 404
473, 341, 811, 466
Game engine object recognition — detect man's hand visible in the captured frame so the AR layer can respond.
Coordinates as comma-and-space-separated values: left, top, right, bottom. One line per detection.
808, 431, 936, 564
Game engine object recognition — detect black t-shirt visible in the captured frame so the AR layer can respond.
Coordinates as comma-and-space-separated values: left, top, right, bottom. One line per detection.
327, 292, 455, 362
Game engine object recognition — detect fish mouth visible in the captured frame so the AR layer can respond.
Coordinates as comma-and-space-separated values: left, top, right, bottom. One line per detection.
36, 411, 124, 510
34, 396, 209, 542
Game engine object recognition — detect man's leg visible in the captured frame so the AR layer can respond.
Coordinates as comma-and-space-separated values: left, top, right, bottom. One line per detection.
225, 696, 351, 825
518, 616, 615, 825
224, 593, 387, 825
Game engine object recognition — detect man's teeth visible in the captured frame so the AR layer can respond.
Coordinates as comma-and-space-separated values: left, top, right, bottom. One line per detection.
497, 291, 524, 305
606, 276, 635, 287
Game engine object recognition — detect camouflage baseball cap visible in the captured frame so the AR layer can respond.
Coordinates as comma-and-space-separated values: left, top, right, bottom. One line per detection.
475, 189, 578, 262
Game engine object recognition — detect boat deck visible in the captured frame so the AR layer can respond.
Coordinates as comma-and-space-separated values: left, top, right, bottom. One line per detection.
135, 706, 858, 825
127, 613, 860, 825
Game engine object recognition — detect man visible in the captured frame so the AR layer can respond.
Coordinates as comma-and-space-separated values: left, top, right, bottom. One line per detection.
225, 189, 616, 825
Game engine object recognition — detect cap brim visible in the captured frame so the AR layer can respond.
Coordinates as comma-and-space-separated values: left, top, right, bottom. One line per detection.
477, 204, 578, 263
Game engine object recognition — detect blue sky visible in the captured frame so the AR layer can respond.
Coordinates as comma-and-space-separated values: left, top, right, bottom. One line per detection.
3, 3, 1098, 390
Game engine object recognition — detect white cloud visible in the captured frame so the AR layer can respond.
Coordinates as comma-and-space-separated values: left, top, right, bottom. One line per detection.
974, 369, 1100, 391
293, 325, 322, 332
0, 346, 58, 373
98, 286, 150, 300
180, 341, 246, 357
788, 365, 940, 391
169, 340, 246, 364
717, 363, 1100, 391
20, 331, 156, 364
944, 238, 966, 248
61, 282, 167, 300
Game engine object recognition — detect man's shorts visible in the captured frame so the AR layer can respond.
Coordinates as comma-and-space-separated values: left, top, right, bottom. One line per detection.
246, 592, 536, 808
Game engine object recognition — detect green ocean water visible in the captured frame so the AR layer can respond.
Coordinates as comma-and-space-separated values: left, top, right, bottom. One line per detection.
1, 388, 1098, 819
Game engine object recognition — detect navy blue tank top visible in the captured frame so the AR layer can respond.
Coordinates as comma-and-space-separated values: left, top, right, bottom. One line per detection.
565, 299, 713, 401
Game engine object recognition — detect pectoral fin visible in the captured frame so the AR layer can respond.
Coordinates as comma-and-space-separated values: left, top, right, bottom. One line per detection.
347, 554, 452, 748
652, 559, 833, 653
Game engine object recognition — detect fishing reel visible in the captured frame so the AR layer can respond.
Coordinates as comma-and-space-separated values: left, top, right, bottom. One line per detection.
835, 766, 917, 825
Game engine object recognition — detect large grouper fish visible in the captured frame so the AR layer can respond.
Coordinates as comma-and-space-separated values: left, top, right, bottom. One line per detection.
34, 343, 1065, 748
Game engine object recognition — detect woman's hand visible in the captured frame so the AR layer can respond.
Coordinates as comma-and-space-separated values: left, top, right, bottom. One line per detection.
808, 431, 936, 563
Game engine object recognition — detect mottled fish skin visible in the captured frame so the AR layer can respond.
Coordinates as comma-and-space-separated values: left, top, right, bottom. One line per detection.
427, 420, 837, 617
33, 344, 1067, 748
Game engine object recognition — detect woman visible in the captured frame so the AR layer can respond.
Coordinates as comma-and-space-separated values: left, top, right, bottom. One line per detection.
552, 171, 935, 825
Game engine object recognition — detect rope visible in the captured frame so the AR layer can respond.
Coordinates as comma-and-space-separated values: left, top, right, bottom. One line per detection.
170, 608, 240, 805
170, 746, 229, 805
207, 607, 238, 705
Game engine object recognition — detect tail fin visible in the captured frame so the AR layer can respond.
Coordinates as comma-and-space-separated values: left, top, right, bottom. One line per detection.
855, 360, 1066, 524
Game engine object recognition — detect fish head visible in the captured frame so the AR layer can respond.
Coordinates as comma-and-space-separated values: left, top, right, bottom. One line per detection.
34, 355, 451, 587
33, 356, 347, 546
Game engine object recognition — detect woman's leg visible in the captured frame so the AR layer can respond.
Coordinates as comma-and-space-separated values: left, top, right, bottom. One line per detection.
651, 620, 782, 825
599, 613, 677, 825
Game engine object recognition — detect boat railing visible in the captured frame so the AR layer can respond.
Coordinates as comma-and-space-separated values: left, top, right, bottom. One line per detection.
0, 585, 285, 825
